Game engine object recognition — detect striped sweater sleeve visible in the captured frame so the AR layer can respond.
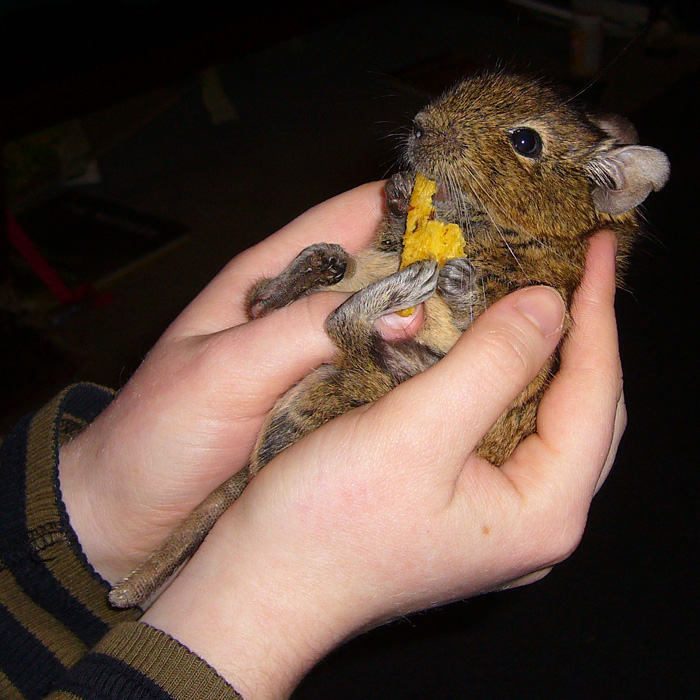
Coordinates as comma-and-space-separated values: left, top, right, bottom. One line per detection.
0, 384, 243, 700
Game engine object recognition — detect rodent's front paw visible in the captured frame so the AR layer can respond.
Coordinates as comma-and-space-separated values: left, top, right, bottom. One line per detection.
385, 172, 414, 217
327, 260, 439, 331
369, 259, 440, 317
438, 258, 475, 296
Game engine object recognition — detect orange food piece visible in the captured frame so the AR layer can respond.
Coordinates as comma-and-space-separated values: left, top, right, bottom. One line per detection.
396, 173, 465, 316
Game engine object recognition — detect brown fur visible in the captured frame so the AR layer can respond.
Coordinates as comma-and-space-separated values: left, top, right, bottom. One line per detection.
109, 71, 669, 608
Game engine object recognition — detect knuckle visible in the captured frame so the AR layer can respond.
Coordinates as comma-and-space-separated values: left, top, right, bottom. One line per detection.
522, 496, 588, 566
546, 518, 586, 563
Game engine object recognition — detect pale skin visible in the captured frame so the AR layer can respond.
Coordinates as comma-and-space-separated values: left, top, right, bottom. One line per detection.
59, 181, 626, 699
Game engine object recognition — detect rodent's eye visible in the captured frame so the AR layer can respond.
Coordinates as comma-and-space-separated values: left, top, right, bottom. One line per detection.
509, 127, 542, 158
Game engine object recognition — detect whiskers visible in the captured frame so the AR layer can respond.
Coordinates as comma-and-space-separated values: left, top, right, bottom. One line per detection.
464, 162, 586, 279
376, 122, 414, 180
565, 35, 638, 106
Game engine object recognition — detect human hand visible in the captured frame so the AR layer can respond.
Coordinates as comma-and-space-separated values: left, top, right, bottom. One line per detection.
59, 181, 421, 584
142, 232, 625, 700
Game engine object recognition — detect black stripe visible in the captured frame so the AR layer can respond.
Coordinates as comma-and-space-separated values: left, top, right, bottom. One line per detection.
0, 602, 65, 700
59, 384, 114, 425
57, 653, 173, 700
0, 402, 109, 648
5, 552, 109, 648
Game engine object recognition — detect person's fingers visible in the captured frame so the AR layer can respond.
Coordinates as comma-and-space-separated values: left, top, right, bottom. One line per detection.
358, 284, 566, 478
595, 390, 627, 494
72, 290, 353, 568
170, 181, 386, 337
497, 567, 553, 591
176, 291, 350, 424
501, 232, 621, 509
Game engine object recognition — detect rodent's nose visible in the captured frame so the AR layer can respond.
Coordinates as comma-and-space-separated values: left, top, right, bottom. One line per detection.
409, 115, 461, 163
412, 116, 426, 141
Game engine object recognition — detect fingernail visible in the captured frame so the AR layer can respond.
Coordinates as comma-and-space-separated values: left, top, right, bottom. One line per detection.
515, 286, 565, 337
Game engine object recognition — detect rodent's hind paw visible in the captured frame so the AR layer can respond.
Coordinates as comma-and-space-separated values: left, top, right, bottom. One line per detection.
246, 243, 350, 318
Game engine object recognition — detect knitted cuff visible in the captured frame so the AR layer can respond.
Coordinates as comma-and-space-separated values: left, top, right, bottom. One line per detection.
57, 622, 244, 699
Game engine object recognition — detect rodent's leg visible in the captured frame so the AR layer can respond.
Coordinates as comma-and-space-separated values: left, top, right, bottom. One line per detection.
329, 260, 438, 337
109, 467, 252, 609
247, 243, 352, 319
437, 257, 479, 330
247, 172, 415, 319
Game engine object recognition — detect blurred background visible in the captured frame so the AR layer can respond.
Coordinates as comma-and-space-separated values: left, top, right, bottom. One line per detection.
1, 1, 698, 697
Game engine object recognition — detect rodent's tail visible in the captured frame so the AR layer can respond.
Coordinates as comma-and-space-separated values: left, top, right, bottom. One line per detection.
108, 466, 252, 609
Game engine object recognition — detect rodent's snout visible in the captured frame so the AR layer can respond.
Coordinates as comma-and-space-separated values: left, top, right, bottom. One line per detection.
406, 112, 463, 170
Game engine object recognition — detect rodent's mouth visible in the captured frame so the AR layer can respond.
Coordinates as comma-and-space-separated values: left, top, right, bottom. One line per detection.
412, 167, 448, 201
413, 166, 452, 203
424, 174, 457, 217
414, 169, 476, 228
434, 181, 450, 203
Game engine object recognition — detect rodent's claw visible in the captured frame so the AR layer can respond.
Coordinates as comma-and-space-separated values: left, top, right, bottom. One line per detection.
300, 243, 349, 284
385, 172, 414, 217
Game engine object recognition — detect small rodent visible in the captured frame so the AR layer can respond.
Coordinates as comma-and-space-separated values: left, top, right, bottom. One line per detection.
110, 71, 670, 608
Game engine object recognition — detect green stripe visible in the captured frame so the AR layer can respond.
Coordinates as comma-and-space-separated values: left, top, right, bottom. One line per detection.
94, 623, 244, 700
0, 568, 86, 667
0, 670, 24, 700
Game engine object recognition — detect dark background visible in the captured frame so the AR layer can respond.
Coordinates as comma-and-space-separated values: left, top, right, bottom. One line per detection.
2, 1, 698, 698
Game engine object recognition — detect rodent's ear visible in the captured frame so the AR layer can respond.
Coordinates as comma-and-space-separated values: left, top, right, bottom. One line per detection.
587, 145, 671, 216
591, 114, 639, 145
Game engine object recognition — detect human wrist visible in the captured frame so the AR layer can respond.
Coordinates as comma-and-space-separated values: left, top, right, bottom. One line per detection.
58, 417, 146, 584
140, 502, 354, 700
59, 432, 114, 582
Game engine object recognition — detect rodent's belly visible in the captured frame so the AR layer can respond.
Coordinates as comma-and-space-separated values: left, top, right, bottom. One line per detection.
415, 295, 462, 354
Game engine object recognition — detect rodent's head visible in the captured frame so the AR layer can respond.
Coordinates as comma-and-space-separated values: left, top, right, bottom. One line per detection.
403, 72, 669, 241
